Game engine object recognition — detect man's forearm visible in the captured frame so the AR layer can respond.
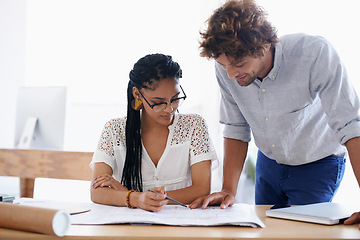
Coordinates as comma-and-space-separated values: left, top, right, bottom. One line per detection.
346, 137, 360, 187
222, 138, 249, 195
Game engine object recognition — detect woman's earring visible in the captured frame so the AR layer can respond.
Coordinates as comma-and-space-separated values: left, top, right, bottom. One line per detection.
131, 98, 143, 111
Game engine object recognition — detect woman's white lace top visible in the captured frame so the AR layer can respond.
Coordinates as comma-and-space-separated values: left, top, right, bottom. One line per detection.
90, 113, 218, 191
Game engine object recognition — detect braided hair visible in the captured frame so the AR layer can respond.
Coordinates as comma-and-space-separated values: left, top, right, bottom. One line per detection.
122, 53, 182, 192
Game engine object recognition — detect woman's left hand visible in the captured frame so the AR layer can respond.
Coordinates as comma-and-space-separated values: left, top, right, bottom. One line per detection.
92, 173, 125, 190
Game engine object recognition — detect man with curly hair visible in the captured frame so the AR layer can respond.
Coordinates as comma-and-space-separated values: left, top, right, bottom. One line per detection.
189, 0, 360, 215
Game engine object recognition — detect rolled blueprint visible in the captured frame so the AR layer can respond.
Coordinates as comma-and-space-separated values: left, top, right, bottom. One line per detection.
0, 202, 70, 236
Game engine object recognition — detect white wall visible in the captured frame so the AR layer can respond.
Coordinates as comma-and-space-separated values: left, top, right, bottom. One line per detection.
0, 0, 26, 148
23, 0, 223, 154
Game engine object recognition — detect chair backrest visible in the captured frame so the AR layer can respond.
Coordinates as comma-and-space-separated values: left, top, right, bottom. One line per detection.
33, 178, 92, 203
0, 148, 93, 198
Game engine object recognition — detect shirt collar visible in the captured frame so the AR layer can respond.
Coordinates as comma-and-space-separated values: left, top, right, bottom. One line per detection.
265, 41, 282, 81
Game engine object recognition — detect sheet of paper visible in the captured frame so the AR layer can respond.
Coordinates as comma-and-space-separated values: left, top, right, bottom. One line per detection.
15, 198, 92, 215
70, 203, 265, 228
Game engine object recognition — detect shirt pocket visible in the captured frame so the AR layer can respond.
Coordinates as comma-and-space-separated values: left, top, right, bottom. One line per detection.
278, 105, 309, 137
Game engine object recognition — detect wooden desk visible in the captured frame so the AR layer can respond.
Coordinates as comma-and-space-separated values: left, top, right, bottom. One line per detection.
0, 148, 93, 198
0, 205, 359, 240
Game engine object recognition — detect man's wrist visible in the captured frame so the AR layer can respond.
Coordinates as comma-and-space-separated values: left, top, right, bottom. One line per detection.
221, 187, 236, 196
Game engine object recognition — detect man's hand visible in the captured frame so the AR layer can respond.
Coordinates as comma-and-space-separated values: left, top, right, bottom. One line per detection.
344, 211, 360, 229
188, 189, 235, 209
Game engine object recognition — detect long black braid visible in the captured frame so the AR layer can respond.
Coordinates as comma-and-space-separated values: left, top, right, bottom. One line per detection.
122, 53, 182, 192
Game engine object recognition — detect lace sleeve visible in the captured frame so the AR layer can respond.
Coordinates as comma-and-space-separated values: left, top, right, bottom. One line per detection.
97, 118, 126, 157
189, 115, 214, 157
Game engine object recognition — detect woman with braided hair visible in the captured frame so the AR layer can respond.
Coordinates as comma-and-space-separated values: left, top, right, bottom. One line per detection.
90, 53, 218, 212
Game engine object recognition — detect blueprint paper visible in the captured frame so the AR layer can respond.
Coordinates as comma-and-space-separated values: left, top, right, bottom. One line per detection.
70, 203, 265, 228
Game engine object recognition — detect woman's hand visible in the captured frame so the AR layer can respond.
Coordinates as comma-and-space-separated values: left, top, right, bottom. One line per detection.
130, 186, 168, 212
92, 173, 126, 191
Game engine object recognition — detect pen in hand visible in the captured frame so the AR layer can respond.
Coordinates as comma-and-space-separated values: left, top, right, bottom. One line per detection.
149, 190, 188, 208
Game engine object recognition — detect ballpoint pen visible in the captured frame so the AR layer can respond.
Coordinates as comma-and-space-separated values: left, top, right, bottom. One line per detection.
149, 190, 188, 208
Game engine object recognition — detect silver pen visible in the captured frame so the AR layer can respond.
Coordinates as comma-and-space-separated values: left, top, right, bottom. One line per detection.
149, 190, 188, 208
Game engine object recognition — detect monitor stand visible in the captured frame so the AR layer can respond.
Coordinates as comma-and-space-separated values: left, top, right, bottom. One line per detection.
17, 117, 38, 149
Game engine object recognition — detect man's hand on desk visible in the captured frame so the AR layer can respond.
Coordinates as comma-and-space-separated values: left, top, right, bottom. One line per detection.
344, 211, 360, 229
189, 189, 235, 209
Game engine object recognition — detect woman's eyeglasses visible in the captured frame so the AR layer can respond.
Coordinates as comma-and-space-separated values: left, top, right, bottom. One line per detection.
139, 85, 186, 112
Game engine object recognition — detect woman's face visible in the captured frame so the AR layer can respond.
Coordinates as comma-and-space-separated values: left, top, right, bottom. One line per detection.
134, 78, 183, 126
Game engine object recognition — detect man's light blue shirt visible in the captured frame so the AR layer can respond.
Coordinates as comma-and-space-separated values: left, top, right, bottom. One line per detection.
216, 33, 360, 165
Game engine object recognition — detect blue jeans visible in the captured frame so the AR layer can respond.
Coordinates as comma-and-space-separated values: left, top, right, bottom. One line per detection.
255, 150, 345, 206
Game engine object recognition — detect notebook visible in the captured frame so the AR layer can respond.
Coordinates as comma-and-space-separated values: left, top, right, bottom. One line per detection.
265, 202, 357, 225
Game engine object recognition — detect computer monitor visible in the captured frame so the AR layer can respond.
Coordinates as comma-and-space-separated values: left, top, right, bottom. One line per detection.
14, 86, 67, 150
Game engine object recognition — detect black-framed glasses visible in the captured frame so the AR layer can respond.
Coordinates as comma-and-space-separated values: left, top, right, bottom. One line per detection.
139, 85, 187, 112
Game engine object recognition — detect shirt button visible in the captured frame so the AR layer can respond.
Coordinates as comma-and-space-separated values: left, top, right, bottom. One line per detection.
261, 88, 266, 93
272, 144, 276, 148
265, 117, 269, 122
271, 76, 275, 79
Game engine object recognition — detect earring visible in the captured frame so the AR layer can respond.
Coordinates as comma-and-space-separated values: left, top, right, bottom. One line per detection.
131, 98, 143, 111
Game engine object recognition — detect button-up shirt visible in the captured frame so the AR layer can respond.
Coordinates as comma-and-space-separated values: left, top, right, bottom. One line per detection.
216, 33, 360, 165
